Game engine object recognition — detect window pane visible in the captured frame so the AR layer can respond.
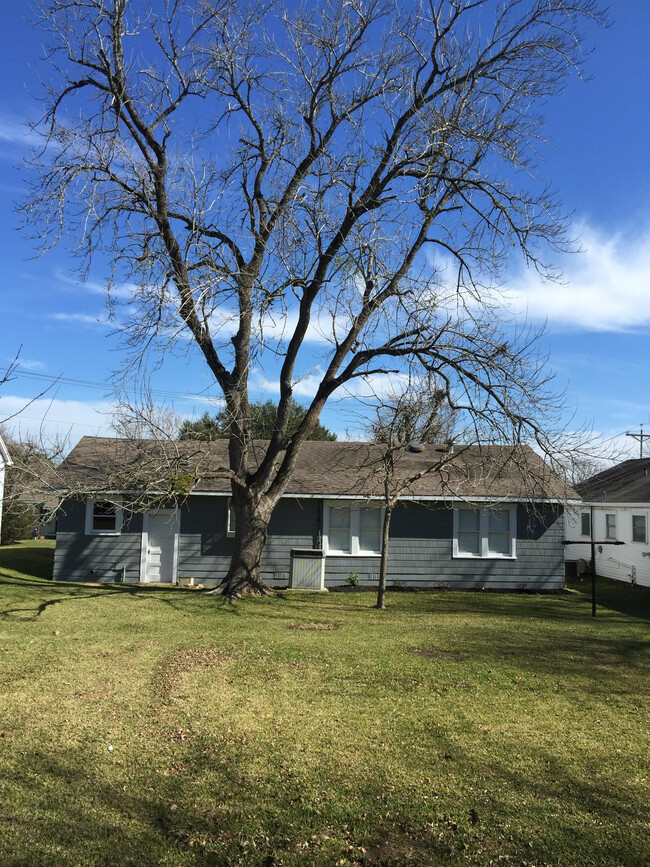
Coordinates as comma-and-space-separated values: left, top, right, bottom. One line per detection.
228, 502, 236, 534
487, 510, 511, 556
458, 509, 480, 531
329, 506, 351, 530
487, 532, 511, 556
329, 528, 351, 553
328, 506, 351, 552
457, 531, 480, 555
488, 510, 509, 532
632, 515, 646, 543
93, 501, 117, 531
605, 514, 616, 539
359, 507, 381, 553
581, 513, 591, 536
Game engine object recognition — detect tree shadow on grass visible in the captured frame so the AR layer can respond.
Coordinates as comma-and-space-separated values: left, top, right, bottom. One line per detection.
0, 574, 237, 623
0, 542, 55, 580
1, 726, 647, 867
568, 575, 650, 621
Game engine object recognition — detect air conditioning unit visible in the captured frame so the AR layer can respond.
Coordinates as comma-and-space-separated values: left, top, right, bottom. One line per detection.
289, 549, 325, 591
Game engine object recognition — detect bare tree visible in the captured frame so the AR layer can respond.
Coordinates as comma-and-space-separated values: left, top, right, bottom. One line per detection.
25, 0, 604, 598
367, 374, 456, 609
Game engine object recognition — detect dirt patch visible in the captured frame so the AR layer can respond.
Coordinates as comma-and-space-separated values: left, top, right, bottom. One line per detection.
411, 647, 468, 661
363, 824, 455, 865
155, 648, 230, 701
284, 622, 341, 631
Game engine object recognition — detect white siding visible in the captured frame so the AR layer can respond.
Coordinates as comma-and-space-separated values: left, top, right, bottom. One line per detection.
564, 504, 650, 587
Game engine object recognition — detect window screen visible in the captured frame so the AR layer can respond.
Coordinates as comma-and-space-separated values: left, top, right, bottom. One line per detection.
457, 509, 481, 555
487, 509, 511, 556
328, 506, 352, 553
632, 515, 646, 543
359, 507, 382, 554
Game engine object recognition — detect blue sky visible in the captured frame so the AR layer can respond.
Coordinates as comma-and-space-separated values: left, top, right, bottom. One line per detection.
1, 1, 649, 455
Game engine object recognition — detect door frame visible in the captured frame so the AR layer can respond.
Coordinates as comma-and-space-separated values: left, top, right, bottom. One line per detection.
140, 509, 180, 584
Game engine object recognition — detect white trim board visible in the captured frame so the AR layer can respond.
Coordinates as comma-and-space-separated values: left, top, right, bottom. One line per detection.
55, 488, 576, 506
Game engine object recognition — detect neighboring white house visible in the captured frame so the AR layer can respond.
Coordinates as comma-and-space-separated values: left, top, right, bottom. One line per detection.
565, 459, 650, 587
0, 434, 13, 542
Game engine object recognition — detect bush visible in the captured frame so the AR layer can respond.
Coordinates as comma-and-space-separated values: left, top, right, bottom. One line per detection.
1, 499, 38, 545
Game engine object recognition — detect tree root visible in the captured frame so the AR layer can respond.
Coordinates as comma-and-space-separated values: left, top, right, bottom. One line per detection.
206, 579, 276, 602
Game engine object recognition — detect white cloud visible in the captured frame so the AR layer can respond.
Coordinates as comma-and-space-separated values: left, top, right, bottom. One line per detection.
12, 357, 45, 372
253, 369, 410, 404
49, 312, 111, 326
0, 395, 116, 444
54, 270, 135, 301
0, 116, 41, 148
511, 222, 650, 332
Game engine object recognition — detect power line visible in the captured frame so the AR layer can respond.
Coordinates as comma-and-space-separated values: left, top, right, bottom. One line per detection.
0, 367, 221, 404
6, 414, 112, 429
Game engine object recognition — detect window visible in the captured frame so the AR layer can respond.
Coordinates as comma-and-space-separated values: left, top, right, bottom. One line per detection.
328, 504, 352, 553
324, 502, 383, 555
632, 514, 647, 543
453, 506, 516, 559
457, 508, 481, 555
359, 506, 382, 553
226, 499, 236, 536
85, 498, 122, 535
580, 512, 591, 537
605, 513, 617, 540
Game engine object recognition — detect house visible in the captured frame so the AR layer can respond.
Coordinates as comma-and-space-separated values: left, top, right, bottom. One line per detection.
564, 459, 650, 588
0, 433, 13, 542
51, 436, 575, 590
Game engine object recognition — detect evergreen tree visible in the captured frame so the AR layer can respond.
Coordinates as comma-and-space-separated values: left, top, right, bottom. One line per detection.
178, 401, 336, 442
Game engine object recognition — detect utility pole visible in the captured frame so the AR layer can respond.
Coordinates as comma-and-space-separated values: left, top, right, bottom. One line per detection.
626, 424, 649, 458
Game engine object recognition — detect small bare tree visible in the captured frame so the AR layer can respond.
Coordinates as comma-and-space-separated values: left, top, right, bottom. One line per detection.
24, 0, 604, 598
368, 375, 456, 608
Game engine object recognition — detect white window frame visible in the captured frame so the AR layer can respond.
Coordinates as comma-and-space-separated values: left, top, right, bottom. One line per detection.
323, 501, 383, 557
452, 505, 517, 559
605, 513, 617, 540
631, 514, 647, 544
226, 498, 236, 537
85, 497, 122, 536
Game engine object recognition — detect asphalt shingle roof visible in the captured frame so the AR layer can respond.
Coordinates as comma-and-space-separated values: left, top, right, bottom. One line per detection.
55, 436, 574, 501
577, 459, 650, 503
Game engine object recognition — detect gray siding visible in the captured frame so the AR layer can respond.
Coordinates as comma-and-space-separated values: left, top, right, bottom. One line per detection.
54, 495, 564, 590
53, 498, 142, 582
177, 497, 318, 585
323, 504, 564, 590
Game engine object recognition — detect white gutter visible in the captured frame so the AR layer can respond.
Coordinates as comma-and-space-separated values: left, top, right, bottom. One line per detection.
51, 487, 578, 506
578, 500, 650, 508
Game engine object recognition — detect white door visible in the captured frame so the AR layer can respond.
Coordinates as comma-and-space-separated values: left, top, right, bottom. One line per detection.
145, 512, 178, 583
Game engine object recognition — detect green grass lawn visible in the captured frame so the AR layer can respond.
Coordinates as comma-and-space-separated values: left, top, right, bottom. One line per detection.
1, 541, 648, 866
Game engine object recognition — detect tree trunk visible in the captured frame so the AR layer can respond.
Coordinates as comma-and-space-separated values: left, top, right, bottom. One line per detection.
208, 489, 276, 601
376, 504, 392, 610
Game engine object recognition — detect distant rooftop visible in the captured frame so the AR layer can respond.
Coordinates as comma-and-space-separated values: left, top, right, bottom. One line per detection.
577, 458, 650, 503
